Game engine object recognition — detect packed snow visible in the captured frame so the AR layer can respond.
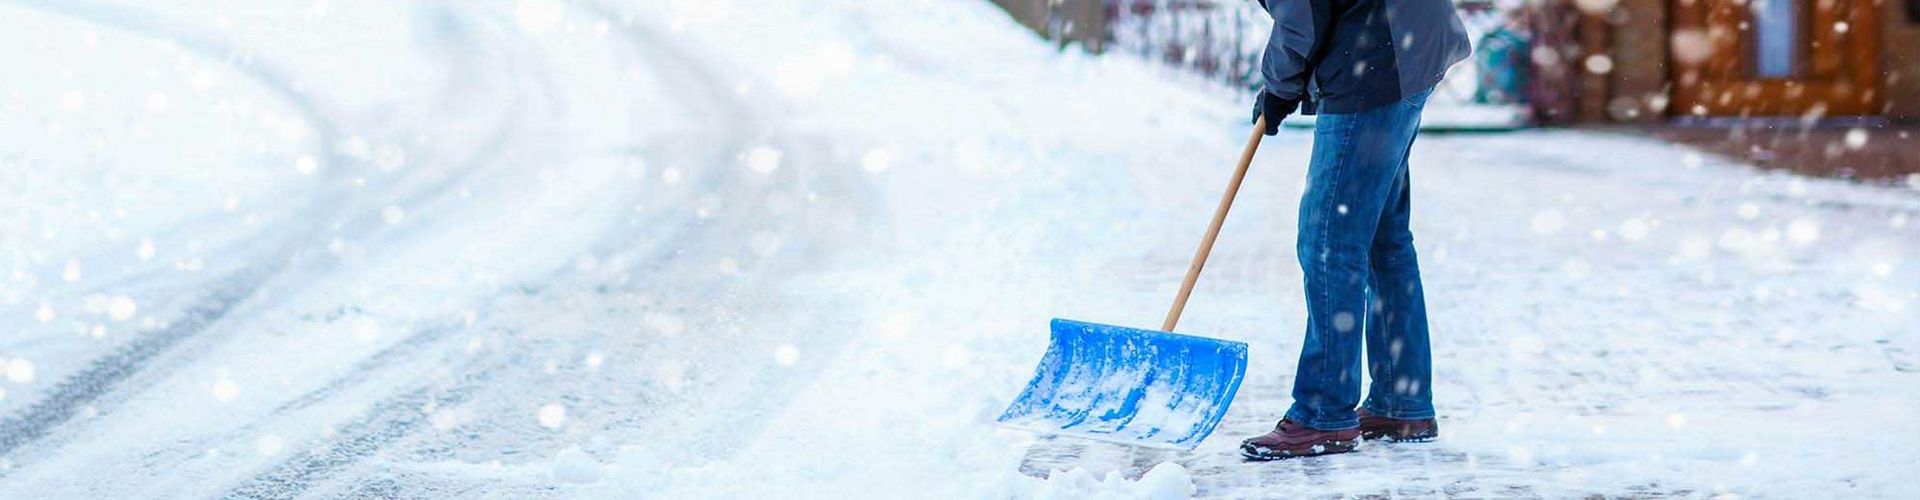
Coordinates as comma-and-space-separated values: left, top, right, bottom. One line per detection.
1, 0, 1916, 498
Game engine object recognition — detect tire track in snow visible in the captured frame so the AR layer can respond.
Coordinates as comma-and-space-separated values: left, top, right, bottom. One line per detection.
188, 7, 633, 494
0, 0, 358, 462
213, 4, 769, 495
541, 0, 888, 465
0, 269, 268, 457
0, 0, 531, 480
220, 2, 887, 494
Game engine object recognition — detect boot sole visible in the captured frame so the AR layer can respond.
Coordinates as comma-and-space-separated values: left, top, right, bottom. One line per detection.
1359, 430, 1438, 442
1238, 439, 1359, 461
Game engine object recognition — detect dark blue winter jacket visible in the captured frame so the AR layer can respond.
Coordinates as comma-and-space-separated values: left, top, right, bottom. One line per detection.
1257, 0, 1472, 114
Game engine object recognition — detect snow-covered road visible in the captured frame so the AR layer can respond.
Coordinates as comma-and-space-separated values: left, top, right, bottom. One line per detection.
2, 0, 1916, 498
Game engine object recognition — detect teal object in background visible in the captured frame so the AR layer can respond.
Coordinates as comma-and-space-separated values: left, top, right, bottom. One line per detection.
1474, 27, 1530, 105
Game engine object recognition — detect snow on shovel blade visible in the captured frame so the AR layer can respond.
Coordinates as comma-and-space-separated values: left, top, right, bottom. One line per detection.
996, 318, 1248, 450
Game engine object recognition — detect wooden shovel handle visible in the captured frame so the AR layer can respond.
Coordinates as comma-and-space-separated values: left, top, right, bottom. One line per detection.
1162, 117, 1265, 332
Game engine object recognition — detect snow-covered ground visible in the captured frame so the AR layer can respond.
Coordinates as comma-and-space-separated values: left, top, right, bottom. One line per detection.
1, 0, 1916, 498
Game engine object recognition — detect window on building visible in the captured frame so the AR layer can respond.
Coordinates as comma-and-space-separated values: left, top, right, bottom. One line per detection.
1751, 0, 1799, 78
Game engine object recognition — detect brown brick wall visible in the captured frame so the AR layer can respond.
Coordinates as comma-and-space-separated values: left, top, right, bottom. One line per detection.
1884, 0, 1920, 118
1608, 0, 1670, 122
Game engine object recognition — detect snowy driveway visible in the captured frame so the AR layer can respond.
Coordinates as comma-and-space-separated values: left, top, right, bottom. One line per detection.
1018, 131, 1920, 497
2, 0, 1916, 498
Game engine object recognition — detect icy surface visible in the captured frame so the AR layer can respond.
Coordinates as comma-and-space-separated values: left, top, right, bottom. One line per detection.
0, 0, 1915, 499
1021, 462, 1195, 500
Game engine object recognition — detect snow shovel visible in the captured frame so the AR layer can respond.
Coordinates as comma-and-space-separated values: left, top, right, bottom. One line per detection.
997, 119, 1266, 450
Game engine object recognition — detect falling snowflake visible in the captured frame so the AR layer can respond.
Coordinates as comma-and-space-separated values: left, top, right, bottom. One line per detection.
60, 90, 87, 111
1563, 257, 1593, 279
1786, 217, 1820, 244
1583, 55, 1613, 75
431, 407, 470, 430
643, 313, 685, 337
774, 344, 800, 366
256, 434, 285, 456
5, 358, 35, 384
1529, 210, 1566, 235
1330, 312, 1356, 332
1509, 335, 1546, 362
942, 345, 972, 369
1618, 218, 1650, 241
746, 146, 782, 174
538, 403, 567, 429
749, 232, 783, 257
1870, 261, 1895, 279
381, 205, 406, 225
515, 0, 565, 33
1508, 445, 1535, 464
295, 155, 319, 175
146, 92, 171, 113
1843, 128, 1869, 150
190, 70, 219, 91
212, 378, 240, 402
1671, 30, 1713, 64
373, 144, 406, 171
655, 361, 687, 392
1786, 178, 1808, 197
107, 295, 137, 321
861, 149, 893, 174
349, 318, 381, 341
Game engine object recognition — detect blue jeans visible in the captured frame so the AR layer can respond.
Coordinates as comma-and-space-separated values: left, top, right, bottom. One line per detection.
1283, 89, 1435, 431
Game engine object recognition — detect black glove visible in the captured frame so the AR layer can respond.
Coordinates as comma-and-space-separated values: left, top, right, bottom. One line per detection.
1252, 91, 1299, 136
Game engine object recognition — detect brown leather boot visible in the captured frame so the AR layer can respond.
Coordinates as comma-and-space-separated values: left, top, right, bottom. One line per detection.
1239, 419, 1360, 461
1357, 408, 1438, 442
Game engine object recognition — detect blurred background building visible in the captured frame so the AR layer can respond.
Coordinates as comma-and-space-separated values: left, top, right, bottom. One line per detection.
990, 0, 1920, 179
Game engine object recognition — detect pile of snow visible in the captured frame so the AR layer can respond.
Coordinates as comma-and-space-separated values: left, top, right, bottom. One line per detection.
551, 447, 604, 485
1020, 463, 1195, 500
531, 0, 1250, 498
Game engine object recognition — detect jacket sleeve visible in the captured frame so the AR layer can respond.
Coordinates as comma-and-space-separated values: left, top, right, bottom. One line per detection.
1258, 0, 1335, 100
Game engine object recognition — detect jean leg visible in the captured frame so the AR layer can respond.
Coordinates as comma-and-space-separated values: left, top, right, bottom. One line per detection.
1362, 167, 1436, 420
1284, 101, 1424, 431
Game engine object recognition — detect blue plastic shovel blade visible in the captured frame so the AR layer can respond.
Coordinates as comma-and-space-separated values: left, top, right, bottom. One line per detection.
996, 318, 1249, 450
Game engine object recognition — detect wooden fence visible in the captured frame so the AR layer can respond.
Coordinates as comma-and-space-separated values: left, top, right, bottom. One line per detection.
990, 0, 1268, 90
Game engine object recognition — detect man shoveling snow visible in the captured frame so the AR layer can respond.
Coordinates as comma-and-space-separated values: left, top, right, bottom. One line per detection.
1238, 0, 1472, 461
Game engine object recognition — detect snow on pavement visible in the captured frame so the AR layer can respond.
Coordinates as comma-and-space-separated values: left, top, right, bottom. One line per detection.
1, 0, 1916, 498
1018, 129, 1920, 497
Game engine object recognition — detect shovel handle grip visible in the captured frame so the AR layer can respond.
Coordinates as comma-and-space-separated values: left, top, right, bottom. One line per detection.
1162, 117, 1265, 332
